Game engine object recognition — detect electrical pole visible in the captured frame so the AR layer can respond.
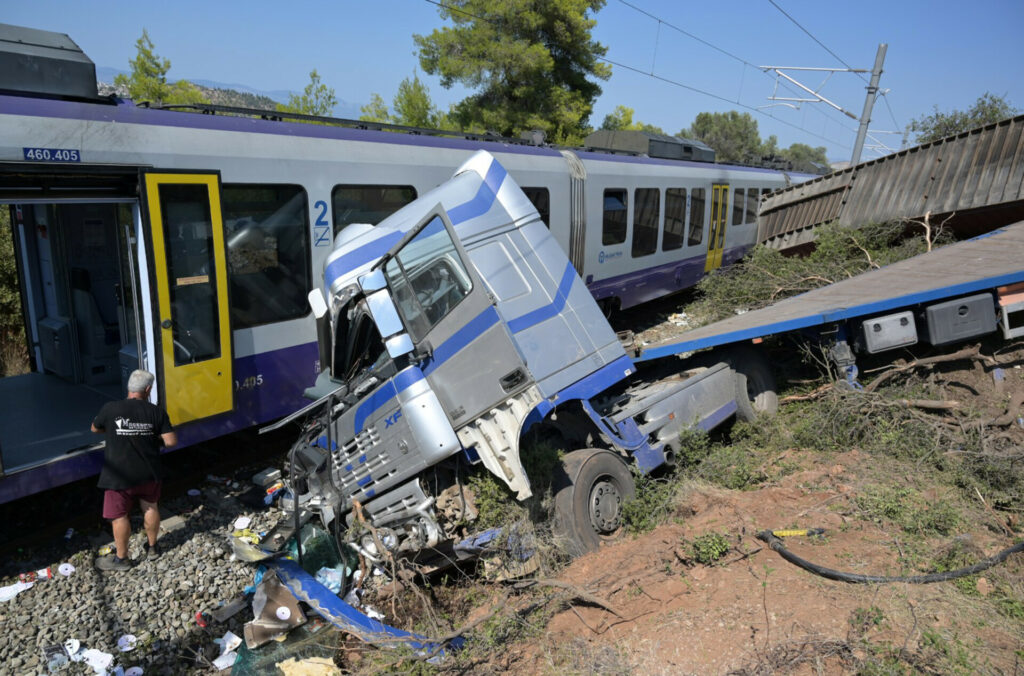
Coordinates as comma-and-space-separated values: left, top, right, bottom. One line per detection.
850, 44, 887, 166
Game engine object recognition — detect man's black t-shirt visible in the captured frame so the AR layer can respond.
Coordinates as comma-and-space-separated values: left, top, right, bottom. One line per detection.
93, 398, 172, 490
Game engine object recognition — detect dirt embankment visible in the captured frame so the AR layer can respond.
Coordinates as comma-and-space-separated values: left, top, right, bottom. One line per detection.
434, 340, 1024, 676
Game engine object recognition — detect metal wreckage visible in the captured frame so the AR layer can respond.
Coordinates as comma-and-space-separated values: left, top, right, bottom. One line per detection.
237, 151, 777, 656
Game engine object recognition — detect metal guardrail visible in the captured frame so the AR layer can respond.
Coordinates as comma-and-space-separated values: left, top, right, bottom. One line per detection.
758, 114, 1024, 250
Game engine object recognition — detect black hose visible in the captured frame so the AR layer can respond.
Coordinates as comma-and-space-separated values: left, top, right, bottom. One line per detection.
756, 530, 1024, 584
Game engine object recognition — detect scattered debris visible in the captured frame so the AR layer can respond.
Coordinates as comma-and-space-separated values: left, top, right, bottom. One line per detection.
19, 566, 53, 582
58, 562, 75, 577
0, 580, 33, 601
277, 656, 340, 675
116, 633, 137, 652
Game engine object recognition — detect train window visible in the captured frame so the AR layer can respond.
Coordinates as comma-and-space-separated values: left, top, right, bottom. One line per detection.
746, 190, 759, 224
602, 189, 627, 245
332, 185, 417, 237
159, 184, 221, 365
761, 187, 773, 197
384, 216, 472, 342
631, 188, 659, 257
522, 187, 551, 227
688, 188, 706, 246
222, 184, 312, 329
731, 188, 746, 226
663, 188, 686, 251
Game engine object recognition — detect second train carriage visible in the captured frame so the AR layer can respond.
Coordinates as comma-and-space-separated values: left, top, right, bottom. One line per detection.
0, 24, 806, 502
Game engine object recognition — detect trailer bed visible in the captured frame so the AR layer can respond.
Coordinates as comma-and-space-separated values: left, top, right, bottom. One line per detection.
636, 222, 1024, 361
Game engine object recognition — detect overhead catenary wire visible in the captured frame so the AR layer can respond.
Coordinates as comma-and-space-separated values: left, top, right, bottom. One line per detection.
614, 0, 860, 137
766, 0, 868, 84
424, 0, 851, 150
765, 0, 906, 142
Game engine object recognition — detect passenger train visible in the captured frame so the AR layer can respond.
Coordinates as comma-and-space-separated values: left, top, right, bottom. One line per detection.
0, 25, 808, 503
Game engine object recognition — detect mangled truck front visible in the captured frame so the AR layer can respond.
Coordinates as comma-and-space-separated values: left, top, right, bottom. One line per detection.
288, 151, 761, 562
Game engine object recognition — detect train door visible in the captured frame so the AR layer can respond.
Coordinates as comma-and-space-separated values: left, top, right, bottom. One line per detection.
1, 185, 148, 479
704, 184, 729, 273
140, 171, 234, 425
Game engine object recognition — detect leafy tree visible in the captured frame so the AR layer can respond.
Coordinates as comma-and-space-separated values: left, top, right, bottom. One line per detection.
600, 105, 665, 134
114, 29, 207, 105
392, 73, 443, 128
278, 69, 337, 117
415, 0, 612, 145
682, 111, 763, 165
359, 93, 392, 123
910, 93, 1018, 144
0, 208, 28, 375
778, 143, 829, 169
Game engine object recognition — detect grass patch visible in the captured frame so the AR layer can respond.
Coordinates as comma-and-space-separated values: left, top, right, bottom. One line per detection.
854, 484, 961, 536
621, 470, 678, 534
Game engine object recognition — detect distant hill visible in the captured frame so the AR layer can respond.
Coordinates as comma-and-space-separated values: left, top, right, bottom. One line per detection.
95, 66, 362, 117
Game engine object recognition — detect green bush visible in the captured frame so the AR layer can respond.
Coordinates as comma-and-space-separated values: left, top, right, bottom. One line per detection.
690, 532, 730, 564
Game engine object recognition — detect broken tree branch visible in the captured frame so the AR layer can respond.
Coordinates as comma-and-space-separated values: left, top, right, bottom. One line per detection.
514, 578, 624, 618
864, 344, 992, 392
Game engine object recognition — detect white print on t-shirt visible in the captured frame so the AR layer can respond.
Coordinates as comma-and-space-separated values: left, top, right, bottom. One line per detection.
114, 416, 154, 436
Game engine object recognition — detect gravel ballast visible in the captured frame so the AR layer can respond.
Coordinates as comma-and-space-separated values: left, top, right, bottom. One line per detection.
0, 484, 286, 675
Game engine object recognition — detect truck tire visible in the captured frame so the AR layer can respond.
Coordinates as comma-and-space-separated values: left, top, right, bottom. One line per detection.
733, 348, 778, 421
553, 449, 635, 557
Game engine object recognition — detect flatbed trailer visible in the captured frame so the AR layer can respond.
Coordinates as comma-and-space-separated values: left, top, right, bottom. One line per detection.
634, 222, 1024, 371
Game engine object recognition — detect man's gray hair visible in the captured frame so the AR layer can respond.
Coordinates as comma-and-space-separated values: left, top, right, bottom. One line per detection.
127, 369, 156, 393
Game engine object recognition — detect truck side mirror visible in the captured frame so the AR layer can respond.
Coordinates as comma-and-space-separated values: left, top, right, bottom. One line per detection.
366, 289, 414, 358
359, 269, 388, 292
308, 289, 332, 373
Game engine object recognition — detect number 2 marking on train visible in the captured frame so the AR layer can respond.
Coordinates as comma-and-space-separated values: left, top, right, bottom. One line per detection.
313, 200, 330, 246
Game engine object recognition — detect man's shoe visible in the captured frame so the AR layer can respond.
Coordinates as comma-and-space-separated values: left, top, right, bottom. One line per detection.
144, 542, 161, 560
96, 554, 131, 571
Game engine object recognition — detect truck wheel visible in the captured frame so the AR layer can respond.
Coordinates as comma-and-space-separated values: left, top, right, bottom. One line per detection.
553, 449, 635, 557
733, 348, 778, 421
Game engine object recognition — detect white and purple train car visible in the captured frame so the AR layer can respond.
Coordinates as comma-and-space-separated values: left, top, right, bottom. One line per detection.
0, 24, 806, 503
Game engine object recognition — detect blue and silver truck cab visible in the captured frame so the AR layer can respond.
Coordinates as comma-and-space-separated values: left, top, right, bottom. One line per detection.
290, 151, 770, 559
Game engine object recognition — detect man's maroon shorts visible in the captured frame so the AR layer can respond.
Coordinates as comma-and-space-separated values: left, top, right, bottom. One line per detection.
103, 481, 162, 520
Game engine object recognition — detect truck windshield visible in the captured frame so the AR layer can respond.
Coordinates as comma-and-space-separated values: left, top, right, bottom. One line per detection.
383, 215, 472, 341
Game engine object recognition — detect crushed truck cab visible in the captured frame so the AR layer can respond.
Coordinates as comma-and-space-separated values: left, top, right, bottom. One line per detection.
292, 151, 762, 559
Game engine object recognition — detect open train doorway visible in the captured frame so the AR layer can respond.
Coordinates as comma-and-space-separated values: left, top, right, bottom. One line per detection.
1, 196, 150, 479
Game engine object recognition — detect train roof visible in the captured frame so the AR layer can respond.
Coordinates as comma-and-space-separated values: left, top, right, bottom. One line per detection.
3, 92, 801, 177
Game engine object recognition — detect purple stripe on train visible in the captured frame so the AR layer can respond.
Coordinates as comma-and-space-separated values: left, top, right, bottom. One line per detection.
586, 245, 751, 310
2, 94, 792, 175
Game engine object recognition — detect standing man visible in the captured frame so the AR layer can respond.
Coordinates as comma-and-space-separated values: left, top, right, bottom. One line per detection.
91, 369, 177, 571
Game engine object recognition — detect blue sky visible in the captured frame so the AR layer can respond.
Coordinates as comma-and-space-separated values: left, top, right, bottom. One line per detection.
5, 0, 1023, 163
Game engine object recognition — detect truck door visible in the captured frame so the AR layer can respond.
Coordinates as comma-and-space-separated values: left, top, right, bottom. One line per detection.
704, 183, 729, 273
382, 211, 532, 426
140, 171, 233, 425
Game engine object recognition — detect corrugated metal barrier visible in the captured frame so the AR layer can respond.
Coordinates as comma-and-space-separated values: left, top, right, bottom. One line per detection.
759, 114, 1024, 250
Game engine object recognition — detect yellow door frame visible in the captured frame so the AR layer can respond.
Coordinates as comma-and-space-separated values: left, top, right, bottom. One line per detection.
141, 171, 233, 425
704, 184, 729, 272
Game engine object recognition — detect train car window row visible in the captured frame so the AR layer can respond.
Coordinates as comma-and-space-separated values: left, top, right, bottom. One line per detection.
222, 184, 312, 329
609, 185, 726, 257
332, 185, 417, 237
522, 187, 551, 228
631, 188, 660, 258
